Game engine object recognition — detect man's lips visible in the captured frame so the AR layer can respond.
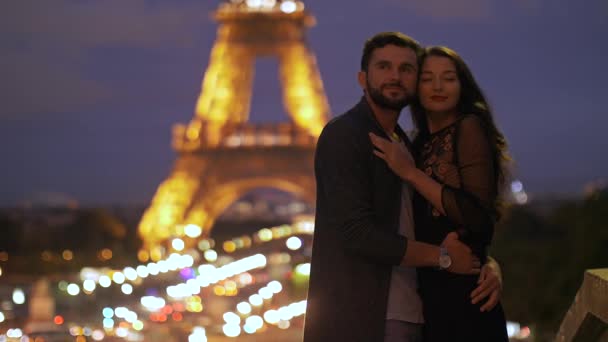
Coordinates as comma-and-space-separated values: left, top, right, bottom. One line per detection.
431, 96, 448, 101
383, 85, 404, 91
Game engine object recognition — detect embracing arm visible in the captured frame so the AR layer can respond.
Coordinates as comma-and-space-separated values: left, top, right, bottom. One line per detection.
370, 116, 497, 242
370, 117, 501, 306
319, 121, 477, 273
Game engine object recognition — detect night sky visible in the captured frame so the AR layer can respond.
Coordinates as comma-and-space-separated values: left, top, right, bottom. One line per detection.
1, 0, 607, 206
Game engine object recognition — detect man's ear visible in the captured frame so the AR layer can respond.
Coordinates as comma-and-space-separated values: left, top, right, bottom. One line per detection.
357, 71, 367, 90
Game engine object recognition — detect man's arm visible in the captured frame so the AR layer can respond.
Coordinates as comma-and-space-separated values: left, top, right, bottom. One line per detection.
403, 232, 480, 275
315, 121, 408, 265
315, 121, 407, 266
317, 120, 479, 273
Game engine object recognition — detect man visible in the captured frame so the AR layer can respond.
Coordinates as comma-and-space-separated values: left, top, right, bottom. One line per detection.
303, 32, 501, 342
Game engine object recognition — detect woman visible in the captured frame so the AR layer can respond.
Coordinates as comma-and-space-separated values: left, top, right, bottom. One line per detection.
370, 46, 510, 341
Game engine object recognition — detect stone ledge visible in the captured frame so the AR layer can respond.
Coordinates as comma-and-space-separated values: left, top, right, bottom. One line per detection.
555, 268, 608, 342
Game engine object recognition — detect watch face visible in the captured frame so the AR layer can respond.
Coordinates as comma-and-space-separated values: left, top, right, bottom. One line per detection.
439, 255, 452, 269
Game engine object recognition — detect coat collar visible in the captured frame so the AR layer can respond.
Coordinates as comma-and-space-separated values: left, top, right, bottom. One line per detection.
353, 96, 413, 149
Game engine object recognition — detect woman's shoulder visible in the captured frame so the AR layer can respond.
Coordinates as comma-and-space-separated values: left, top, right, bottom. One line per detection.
456, 114, 486, 137
459, 113, 483, 127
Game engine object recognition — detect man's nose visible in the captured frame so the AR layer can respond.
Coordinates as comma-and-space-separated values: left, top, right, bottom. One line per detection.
388, 67, 400, 81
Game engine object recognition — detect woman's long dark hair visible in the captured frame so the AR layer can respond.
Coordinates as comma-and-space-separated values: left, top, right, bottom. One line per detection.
411, 46, 511, 213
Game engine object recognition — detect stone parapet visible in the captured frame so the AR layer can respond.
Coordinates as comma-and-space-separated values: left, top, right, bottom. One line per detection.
556, 268, 608, 341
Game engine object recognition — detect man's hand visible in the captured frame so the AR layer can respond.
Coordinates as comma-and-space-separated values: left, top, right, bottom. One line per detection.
471, 258, 503, 312
442, 232, 481, 275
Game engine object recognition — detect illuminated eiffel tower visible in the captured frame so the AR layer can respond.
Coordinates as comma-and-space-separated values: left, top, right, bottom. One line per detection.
137, 0, 330, 260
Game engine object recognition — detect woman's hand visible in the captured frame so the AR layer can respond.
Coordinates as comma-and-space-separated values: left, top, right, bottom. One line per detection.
369, 132, 416, 181
471, 258, 503, 312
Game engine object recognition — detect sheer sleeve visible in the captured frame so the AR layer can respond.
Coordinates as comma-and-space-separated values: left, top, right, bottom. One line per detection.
441, 115, 497, 245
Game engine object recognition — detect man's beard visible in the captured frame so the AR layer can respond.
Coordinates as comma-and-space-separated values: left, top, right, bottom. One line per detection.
366, 79, 412, 111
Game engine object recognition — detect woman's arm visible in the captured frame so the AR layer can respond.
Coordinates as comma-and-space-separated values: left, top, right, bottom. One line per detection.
439, 116, 497, 240
369, 115, 497, 239
369, 132, 445, 212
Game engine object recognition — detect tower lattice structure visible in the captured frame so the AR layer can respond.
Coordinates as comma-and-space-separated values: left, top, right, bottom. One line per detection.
137, 0, 330, 259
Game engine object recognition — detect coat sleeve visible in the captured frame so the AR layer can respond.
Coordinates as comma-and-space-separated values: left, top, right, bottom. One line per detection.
315, 120, 408, 265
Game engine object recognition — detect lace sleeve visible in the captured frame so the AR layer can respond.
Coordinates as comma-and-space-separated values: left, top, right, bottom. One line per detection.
441, 115, 497, 244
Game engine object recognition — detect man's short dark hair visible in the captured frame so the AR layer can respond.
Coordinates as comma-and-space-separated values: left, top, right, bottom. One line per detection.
360, 32, 423, 72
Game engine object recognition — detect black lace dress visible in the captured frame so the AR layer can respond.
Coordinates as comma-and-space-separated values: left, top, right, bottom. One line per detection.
413, 115, 508, 341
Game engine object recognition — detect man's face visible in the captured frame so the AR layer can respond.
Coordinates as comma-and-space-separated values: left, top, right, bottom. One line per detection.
359, 45, 418, 111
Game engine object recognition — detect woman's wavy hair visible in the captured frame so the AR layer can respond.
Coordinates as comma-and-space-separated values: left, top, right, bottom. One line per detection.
411, 46, 511, 213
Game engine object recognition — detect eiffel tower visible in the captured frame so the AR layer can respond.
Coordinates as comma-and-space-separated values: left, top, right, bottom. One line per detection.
137, 0, 330, 260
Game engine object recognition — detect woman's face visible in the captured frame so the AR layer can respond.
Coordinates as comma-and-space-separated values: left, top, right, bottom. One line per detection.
418, 55, 461, 114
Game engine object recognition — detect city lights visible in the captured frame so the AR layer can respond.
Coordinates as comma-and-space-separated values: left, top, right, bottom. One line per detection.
295, 262, 310, 276
54, 315, 64, 325
141, 296, 166, 311
0, 221, 313, 340
189, 327, 207, 342
268, 280, 283, 293
121, 283, 133, 295
264, 309, 280, 324
172, 238, 185, 251
246, 0, 263, 8
100, 248, 113, 260
103, 318, 114, 329
147, 262, 160, 275
123, 267, 138, 281
204, 249, 218, 262
223, 311, 241, 325
83, 279, 96, 293
99, 275, 112, 288
112, 272, 126, 284
198, 239, 213, 251
246, 294, 262, 308
223, 323, 241, 337
62, 249, 73, 261
184, 224, 203, 238
245, 315, 264, 333
91, 330, 105, 341
102, 307, 114, 318
136, 265, 149, 278
280, 0, 297, 13
12, 288, 25, 305
237, 301, 252, 315
67, 283, 80, 296
286, 236, 302, 250
511, 179, 529, 204
6, 328, 23, 339
259, 286, 273, 299
58, 281, 68, 291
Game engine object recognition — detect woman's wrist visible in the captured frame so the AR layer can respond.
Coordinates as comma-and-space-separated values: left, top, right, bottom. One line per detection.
402, 167, 421, 183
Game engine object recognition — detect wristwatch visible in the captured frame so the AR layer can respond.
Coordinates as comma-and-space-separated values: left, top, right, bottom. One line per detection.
439, 247, 452, 270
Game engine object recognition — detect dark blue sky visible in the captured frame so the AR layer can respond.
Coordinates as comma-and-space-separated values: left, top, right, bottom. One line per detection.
1, 0, 607, 206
